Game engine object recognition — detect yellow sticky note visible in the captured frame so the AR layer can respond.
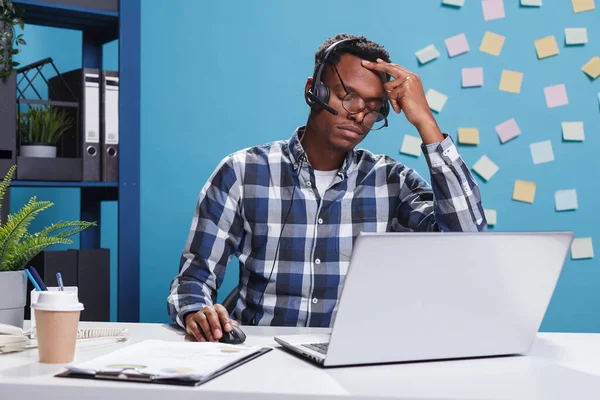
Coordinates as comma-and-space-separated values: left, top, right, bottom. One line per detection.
581, 56, 600, 79
572, 0, 595, 12
534, 36, 559, 59
499, 70, 523, 94
457, 128, 480, 145
513, 180, 536, 204
480, 32, 505, 56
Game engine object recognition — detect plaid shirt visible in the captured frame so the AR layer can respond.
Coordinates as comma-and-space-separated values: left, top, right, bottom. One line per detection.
168, 127, 486, 328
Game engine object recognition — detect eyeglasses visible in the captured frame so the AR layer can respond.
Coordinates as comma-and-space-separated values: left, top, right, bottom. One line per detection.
332, 63, 388, 131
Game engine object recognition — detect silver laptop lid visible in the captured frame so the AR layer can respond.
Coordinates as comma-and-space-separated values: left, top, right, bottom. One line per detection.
324, 231, 573, 367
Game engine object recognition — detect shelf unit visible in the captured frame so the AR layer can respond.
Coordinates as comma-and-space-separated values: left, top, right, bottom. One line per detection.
10, 0, 140, 322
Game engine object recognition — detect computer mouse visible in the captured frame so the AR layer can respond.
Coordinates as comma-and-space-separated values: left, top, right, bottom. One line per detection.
219, 324, 246, 345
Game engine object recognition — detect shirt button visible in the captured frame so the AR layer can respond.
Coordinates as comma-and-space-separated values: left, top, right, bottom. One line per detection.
315, 258, 321, 265
318, 218, 323, 224
312, 298, 318, 304
306, 181, 312, 187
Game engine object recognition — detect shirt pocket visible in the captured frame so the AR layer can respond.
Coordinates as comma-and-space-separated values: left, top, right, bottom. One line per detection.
336, 202, 389, 260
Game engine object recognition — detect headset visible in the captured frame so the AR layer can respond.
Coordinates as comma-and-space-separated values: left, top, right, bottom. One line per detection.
306, 37, 390, 119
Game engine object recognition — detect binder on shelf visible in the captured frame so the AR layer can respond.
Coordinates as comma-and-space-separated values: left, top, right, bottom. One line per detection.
48, 68, 102, 182
101, 71, 119, 182
78, 248, 110, 322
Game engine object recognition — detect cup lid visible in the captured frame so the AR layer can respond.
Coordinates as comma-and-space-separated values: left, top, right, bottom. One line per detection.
32, 291, 84, 312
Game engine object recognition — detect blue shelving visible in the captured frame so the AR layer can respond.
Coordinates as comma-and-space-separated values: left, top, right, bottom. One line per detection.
13, 0, 118, 43
9, 0, 141, 322
11, 180, 118, 188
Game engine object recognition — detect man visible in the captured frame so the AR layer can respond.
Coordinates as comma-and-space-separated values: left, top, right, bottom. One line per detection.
168, 33, 486, 342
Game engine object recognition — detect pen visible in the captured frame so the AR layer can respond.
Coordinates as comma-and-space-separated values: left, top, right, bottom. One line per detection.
56, 272, 64, 291
25, 269, 42, 291
27, 266, 47, 291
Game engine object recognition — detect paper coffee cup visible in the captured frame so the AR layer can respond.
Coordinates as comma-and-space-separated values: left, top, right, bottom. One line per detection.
32, 291, 84, 364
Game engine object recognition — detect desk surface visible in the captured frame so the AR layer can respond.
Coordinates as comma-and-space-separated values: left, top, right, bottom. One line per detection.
1, 322, 600, 399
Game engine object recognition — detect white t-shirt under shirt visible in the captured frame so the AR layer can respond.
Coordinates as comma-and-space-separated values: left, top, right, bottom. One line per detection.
313, 169, 339, 196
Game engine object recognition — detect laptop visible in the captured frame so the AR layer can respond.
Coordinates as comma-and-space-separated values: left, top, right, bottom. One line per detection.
274, 231, 574, 367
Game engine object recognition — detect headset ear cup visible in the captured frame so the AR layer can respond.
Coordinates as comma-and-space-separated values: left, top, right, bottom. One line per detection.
382, 101, 390, 117
314, 82, 330, 107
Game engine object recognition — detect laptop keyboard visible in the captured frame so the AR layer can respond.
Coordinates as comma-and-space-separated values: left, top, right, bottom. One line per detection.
302, 342, 329, 354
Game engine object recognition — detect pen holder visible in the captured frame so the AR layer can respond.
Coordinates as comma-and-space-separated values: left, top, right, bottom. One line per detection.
30, 286, 78, 338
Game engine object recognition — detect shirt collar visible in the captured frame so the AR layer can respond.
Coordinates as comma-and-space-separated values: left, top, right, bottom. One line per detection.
288, 126, 356, 177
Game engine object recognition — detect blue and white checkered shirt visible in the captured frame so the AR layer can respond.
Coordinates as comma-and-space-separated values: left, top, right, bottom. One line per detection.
168, 127, 486, 328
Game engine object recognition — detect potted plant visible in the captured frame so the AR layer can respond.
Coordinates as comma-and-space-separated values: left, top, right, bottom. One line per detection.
0, 165, 96, 327
0, 0, 25, 79
18, 106, 71, 158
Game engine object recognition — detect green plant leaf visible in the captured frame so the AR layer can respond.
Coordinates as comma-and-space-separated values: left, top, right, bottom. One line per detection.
11, 61, 19, 67
2, 235, 72, 272
0, 197, 54, 270
34, 220, 97, 240
0, 165, 16, 213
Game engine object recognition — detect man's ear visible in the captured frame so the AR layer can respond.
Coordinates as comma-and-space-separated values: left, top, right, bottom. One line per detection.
304, 77, 313, 104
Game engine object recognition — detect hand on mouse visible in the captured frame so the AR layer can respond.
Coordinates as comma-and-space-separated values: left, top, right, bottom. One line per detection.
184, 304, 240, 342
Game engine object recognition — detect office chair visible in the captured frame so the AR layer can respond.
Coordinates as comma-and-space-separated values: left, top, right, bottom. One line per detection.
222, 287, 238, 315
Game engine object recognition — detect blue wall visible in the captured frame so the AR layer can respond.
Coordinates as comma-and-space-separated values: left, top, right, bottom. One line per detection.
141, 0, 599, 331
12, 25, 119, 321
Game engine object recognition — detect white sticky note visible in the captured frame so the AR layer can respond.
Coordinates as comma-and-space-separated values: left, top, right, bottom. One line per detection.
415, 44, 440, 65
571, 237, 594, 260
484, 209, 497, 226
472, 155, 499, 181
565, 28, 588, 45
442, 0, 465, 6
426, 89, 448, 113
562, 121, 585, 141
530, 140, 554, 164
555, 189, 578, 211
400, 135, 422, 157
521, 0, 542, 5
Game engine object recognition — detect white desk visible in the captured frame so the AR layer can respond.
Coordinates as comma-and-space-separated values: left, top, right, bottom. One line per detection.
1, 322, 600, 399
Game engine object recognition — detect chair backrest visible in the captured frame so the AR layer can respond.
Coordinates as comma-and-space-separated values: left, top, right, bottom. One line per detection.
221, 287, 238, 315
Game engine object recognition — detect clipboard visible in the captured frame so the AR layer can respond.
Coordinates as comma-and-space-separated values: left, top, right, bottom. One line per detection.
55, 346, 272, 387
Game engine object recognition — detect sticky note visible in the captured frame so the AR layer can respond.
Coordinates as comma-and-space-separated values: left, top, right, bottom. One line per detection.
544, 84, 568, 108
571, 238, 594, 260
462, 67, 484, 87
442, 0, 465, 6
415, 44, 440, 65
530, 140, 554, 164
496, 118, 521, 143
484, 209, 497, 226
565, 28, 588, 45
562, 121, 585, 141
426, 89, 448, 113
581, 57, 600, 80
534, 36, 559, 59
482, 0, 505, 20
499, 70, 523, 94
445, 33, 470, 57
458, 128, 480, 145
555, 189, 578, 211
472, 155, 499, 181
480, 32, 505, 56
400, 135, 422, 157
513, 180, 536, 204
572, 0, 595, 13
521, 0, 542, 5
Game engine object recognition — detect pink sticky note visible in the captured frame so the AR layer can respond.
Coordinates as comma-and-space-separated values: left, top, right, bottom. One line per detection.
445, 33, 470, 57
544, 84, 568, 108
496, 118, 521, 143
482, 0, 505, 20
462, 67, 484, 87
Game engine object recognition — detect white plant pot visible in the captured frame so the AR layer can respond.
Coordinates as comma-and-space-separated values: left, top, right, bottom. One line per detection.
20, 145, 57, 158
0, 270, 27, 328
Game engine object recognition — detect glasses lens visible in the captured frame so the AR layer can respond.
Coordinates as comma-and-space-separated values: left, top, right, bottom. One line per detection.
363, 112, 386, 130
342, 93, 365, 114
